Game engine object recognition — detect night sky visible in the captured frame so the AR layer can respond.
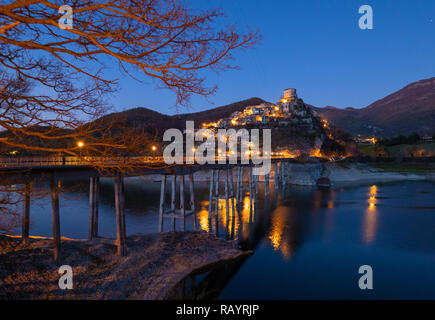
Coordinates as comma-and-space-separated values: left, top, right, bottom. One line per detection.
106, 0, 435, 115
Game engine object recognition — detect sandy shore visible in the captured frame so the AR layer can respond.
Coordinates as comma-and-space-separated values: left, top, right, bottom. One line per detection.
0, 232, 250, 300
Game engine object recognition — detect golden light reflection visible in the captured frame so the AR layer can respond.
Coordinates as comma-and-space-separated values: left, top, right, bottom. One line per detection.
268, 206, 294, 260
196, 195, 255, 240
269, 209, 284, 250
363, 185, 378, 243
197, 206, 210, 232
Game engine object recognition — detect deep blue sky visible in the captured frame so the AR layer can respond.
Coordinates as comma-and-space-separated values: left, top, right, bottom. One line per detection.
108, 0, 435, 115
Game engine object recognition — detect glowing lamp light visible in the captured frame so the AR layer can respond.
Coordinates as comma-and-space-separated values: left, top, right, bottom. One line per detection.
77, 141, 84, 148
152, 145, 157, 151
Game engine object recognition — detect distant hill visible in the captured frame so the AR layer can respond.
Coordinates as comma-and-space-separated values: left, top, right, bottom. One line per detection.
96, 97, 268, 136
311, 77, 435, 137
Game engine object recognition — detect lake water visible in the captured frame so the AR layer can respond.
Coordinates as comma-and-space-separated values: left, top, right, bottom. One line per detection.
7, 176, 435, 299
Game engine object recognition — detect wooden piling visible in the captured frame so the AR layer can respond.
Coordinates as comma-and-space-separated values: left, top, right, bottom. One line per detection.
22, 183, 30, 242
214, 170, 220, 217
180, 175, 186, 231
229, 167, 236, 217
265, 173, 270, 196
281, 162, 284, 183
254, 170, 258, 195
94, 177, 100, 237
171, 175, 176, 231
50, 174, 61, 262
88, 177, 100, 240
208, 170, 214, 219
189, 173, 196, 231
158, 174, 166, 232
248, 166, 253, 207
239, 166, 244, 203
224, 169, 230, 219
236, 166, 241, 206
114, 175, 126, 256
88, 177, 94, 240
274, 162, 279, 188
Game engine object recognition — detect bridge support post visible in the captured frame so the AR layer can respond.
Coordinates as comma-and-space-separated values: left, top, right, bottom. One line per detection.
88, 177, 100, 240
188, 174, 196, 231
248, 166, 253, 205
22, 183, 30, 243
50, 174, 61, 263
114, 175, 127, 256
158, 172, 196, 232
171, 175, 176, 230
254, 170, 258, 195
214, 170, 220, 217
274, 162, 279, 189
158, 174, 166, 232
224, 168, 230, 220
265, 173, 270, 196
207, 167, 235, 231
179, 175, 186, 231
236, 166, 241, 206
229, 167, 236, 217
280, 162, 285, 184
240, 167, 247, 204
208, 170, 215, 219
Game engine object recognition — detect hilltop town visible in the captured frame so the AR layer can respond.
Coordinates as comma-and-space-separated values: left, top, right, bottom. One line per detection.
200, 89, 350, 158
202, 89, 317, 129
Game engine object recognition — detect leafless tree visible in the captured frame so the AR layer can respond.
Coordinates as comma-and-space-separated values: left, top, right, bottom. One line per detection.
0, 0, 259, 167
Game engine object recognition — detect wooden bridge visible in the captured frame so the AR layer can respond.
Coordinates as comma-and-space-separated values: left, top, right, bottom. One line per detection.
0, 156, 298, 262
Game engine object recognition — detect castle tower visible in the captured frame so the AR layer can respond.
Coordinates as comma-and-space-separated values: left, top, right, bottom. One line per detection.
283, 88, 297, 102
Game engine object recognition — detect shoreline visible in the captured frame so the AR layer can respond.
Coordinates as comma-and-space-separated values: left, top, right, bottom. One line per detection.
128, 161, 435, 187
0, 232, 250, 300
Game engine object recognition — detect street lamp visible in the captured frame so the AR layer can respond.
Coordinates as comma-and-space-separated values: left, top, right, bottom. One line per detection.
77, 141, 84, 163
152, 145, 157, 151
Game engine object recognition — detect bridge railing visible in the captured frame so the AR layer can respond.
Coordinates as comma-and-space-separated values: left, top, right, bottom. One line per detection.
0, 155, 294, 169
0, 156, 166, 168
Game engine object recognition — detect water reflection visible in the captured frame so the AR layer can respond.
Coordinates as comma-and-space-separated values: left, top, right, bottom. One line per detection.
2, 173, 435, 299
196, 194, 256, 243
363, 185, 378, 244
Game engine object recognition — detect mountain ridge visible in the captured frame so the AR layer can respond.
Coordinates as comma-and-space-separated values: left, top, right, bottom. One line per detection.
310, 77, 435, 137
99, 77, 435, 138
